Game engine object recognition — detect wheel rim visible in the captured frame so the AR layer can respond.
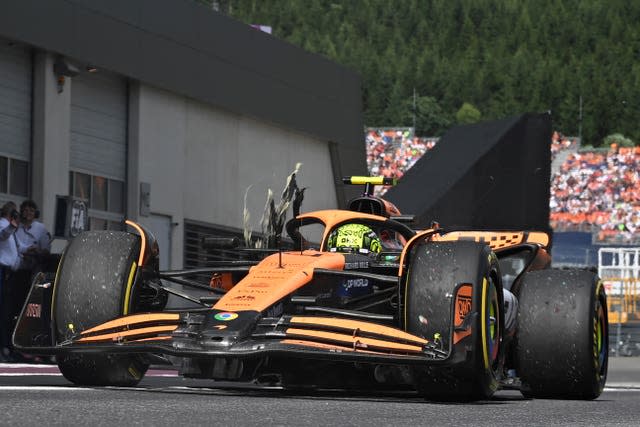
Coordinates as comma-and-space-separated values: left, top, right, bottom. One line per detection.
487, 277, 500, 365
481, 276, 500, 370
595, 302, 606, 371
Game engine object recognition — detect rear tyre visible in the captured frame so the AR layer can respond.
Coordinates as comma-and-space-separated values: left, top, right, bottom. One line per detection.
403, 241, 504, 401
54, 231, 149, 386
515, 269, 608, 399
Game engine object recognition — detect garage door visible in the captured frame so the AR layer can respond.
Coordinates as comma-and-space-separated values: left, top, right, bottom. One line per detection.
70, 70, 127, 180
0, 39, 31, 198
70, 70, 127, 230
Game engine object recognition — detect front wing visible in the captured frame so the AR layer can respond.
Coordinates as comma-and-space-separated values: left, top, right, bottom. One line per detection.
13, 279, 451, 366
15, 314, 449, 366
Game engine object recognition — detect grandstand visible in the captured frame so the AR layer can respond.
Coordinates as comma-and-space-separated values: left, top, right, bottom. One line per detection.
550, 144, 640, 246
366, 128, 640, 252
365, 128, 437, 195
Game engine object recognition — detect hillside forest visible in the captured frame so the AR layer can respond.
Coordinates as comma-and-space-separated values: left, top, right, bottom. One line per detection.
222, 0, 640, 147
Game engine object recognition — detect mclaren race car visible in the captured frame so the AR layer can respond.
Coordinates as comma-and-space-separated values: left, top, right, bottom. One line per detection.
13, 177, 608, 400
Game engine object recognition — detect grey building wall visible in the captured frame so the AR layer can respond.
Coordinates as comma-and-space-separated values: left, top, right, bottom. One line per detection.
134, 84, 338, 266
0, 0, 366, 205
0, 0, 366, 268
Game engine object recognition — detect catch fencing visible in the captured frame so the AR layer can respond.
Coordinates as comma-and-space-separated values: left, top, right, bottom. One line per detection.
598, 247, 640, 356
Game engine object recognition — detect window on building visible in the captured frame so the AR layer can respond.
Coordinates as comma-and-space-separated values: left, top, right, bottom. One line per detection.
91, 176, 108, 211
108, 180, 124, 213
72, 172, 90, 201
0, 157, 7, 193
10, 159, 29, 196
69, 171, 125, 231
0, 155, 29, 197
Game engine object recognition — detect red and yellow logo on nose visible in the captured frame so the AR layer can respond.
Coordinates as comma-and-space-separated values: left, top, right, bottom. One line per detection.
214, 312, 238, 321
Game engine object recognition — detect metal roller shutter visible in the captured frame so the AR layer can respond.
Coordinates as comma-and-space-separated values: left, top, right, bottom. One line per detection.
0, 39, 32, 198
70, 71, 127, 180
0, 40, 31, 160
69, 70, 127, 230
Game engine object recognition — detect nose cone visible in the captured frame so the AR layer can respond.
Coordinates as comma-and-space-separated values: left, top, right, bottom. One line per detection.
199, 311, 261, 347
213, 251, 346, 313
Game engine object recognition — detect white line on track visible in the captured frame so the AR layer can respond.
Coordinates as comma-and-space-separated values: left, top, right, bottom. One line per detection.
0, 363, 178, 377
0, 373, 61, 376
0, 363, 57, 369
0, 386, 93, 391
604, 384, 640, 391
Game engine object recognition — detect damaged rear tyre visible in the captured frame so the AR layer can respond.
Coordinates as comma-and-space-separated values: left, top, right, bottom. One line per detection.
54, 231, 149, 386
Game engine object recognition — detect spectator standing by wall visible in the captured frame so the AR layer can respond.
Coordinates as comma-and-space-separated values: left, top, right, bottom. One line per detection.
0, 201, 21, 361
15, 200, 51, 271
0, 200, 54, 361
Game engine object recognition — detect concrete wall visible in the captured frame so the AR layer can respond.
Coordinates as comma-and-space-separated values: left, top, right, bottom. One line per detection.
0, 0, 366, 206
134, 84, 336, 268
32, 52, 71, 252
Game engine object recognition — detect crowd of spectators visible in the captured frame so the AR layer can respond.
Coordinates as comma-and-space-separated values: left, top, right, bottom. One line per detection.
365, 128, 437, 195
550, 145, 640, 243
366, 129, 578, 195
365, 127, 639, 244
550, 131, 578, 161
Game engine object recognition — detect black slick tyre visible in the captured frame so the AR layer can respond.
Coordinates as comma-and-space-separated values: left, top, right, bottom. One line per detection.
54, 231, 149, 386
403, 241, 504, 401
515, 269, 608, 399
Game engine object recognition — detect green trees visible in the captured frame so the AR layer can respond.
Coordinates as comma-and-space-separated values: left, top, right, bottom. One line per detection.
456, 103, 481, 125
228, 0, 640, 146
603, 133, 634, 148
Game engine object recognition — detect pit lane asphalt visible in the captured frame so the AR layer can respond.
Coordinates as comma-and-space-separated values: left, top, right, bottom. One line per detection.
1, 358, 639, 426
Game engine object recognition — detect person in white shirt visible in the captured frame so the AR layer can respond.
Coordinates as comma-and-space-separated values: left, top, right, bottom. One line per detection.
0, 201, 21, 361
15, 200, 51, 271
0, 202, 20, 272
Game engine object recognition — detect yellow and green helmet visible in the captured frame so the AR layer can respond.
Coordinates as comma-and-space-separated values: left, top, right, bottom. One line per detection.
326, 223, 382, 254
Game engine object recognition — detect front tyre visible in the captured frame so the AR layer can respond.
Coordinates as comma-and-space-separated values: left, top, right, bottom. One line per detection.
403, 241, 504, 401
515, 269, 608, 399
54, 231, 149, 386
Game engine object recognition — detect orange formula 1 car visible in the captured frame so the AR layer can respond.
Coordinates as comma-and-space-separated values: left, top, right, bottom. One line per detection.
13, 177, 607, 401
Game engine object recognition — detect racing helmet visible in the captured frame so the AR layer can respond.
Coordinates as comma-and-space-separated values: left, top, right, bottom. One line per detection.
326, 223, 382, 254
